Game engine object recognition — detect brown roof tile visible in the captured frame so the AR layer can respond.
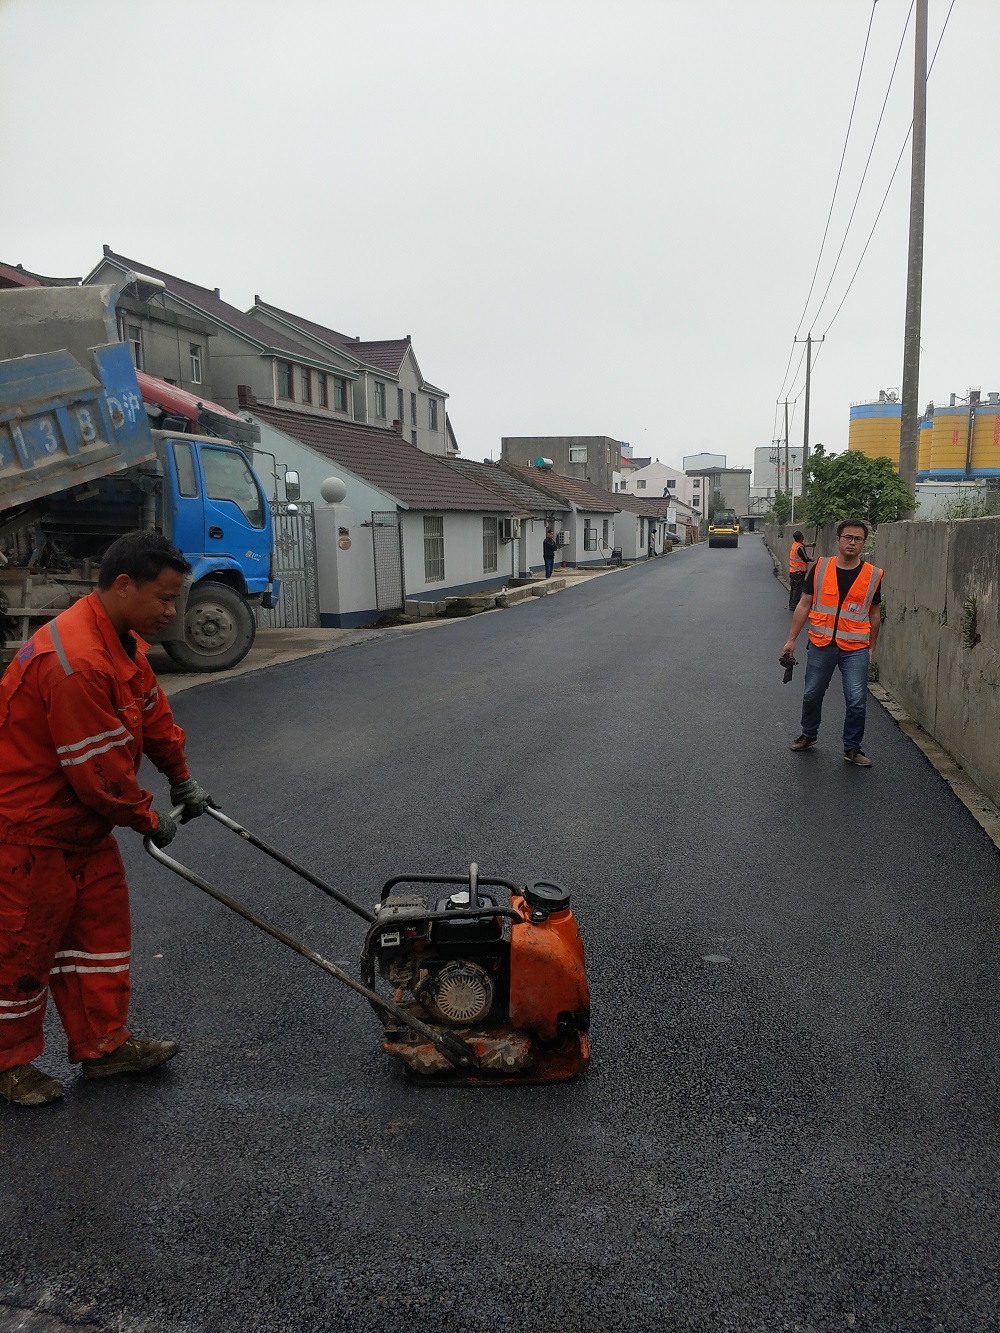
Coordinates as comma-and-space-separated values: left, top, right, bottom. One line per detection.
95, 249, 342, 368
251, 299, 412, 376
248, 400, 512, 513
443, 458, 568, 513
500, 465, 620, 514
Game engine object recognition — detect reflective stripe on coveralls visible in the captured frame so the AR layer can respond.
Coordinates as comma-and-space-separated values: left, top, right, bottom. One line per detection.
807, 557, 883, 650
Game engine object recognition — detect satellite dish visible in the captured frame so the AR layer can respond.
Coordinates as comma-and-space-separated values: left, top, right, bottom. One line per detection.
320, 476, 348, 504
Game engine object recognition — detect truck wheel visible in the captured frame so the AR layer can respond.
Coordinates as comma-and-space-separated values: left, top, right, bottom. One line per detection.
163, 582, 256, 672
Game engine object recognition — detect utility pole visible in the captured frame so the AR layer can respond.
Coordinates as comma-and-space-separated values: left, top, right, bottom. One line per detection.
794, 334, 824, 482
898, 0, 928, 516
783, 400, 790, 498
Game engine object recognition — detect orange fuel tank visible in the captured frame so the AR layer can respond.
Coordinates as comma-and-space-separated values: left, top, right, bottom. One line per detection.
509, 883, 590, 1043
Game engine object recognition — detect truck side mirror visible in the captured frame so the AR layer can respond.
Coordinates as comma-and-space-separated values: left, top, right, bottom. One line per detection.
284, 470, 300, 502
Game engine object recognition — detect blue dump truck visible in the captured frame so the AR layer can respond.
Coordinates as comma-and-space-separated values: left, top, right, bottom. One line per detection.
0, 285, 280, 671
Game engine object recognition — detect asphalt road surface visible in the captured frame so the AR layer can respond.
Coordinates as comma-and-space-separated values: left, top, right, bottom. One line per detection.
2, 539, 998, 1333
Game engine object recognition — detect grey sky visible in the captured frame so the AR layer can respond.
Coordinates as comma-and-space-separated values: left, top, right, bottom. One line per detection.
2, 0, 995, 472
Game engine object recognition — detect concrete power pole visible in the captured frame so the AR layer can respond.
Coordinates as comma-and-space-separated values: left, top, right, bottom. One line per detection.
898, 0, 928, 515
795, 334, 824, 482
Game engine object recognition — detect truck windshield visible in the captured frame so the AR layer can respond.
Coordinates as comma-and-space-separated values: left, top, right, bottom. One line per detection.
201, 447, 265, 529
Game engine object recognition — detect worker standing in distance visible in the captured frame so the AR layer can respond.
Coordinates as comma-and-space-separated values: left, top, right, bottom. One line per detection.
0, 532, 217, 1108
542, 529, 558, 579
788, 529, 812, 610
781, 519, 883, 767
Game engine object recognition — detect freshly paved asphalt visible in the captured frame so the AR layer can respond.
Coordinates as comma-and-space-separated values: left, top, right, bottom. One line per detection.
2, 538, 998, 1333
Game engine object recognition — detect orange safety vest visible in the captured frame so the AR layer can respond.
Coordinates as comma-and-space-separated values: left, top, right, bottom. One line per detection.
789, 543, 809, 574
807, 557, 883, 650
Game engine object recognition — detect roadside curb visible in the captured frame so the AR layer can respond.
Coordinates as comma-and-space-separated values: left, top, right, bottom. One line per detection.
869, 681, 1000, 852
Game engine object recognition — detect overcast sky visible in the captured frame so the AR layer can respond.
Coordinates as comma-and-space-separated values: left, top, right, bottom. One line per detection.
3, 0, 996, 474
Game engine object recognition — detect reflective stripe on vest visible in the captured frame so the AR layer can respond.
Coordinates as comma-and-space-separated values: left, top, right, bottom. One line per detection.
789, 544, 809, 574
807, 557, 883, 650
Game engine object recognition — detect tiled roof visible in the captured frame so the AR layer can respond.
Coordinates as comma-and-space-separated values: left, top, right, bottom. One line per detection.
0, 261, 79, 288
251, 299, 411, 376
501, 465, 620, 514
94, 248, 341, 368
613, 492, 662, 517
443, 458, 567, 513
247, 400, 512, 513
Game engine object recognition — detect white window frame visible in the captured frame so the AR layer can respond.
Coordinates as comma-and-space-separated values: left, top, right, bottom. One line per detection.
428, 397, 439, 431
423, 515, 445, 582
374, 381, 387, 418
583, 521, 597, 552
569, 446, 588, 464
636, 480, 646, 490
127, 324, 143, 371
483, 517, 498, 573
189, 343, 203, 384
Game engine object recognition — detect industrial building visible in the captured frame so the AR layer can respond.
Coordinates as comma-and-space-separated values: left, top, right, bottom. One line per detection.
849, 388, 1000, 482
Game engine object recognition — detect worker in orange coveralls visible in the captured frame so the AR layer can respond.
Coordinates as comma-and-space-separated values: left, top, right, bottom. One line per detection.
0, 531, 217, 1108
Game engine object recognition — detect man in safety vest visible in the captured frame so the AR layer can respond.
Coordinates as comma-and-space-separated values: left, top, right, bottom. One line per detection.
787, 529, 812, 610
0, 531, 217, 1108
780, 518, 883, 767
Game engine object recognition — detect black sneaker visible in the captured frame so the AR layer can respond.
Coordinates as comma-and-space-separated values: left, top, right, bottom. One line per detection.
81, 1036, 180, 1079
0, 1064, 63, 1106
844, 748, 873, 767
790, 735, 817, 752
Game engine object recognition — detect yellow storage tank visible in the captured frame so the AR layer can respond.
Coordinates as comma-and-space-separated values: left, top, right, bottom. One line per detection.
849, 402, 900, 463
971, 404, 1000, 478
929, 406, 970, 478
917, 416, 933, 478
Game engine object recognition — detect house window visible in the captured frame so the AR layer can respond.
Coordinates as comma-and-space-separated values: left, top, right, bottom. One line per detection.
423, 515, 445, 582
127, 324, 143, 371
584, 521, 597, 552
602, 519, 609, 545
569, 446, 588, 464
374, 381, 387, 418
411, 430, 418, 446
666, 478, 676, 487
189, 343, 203, 385
483, 517, 498, 573
278, 361, 293, 399
410, 392, 417, 425
318, 373, 328, 408
428, 397, 438, 431
397, 387, 404, 422
692, 478, 700, 487
636, 480, 646, 490
620, 480, 627, 490
333, 377, 347, 412
301, 367, 312, 404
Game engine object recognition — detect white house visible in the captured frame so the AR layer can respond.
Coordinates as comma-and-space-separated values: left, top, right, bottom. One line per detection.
615, 458, 698, 510
243, 397, 513, 625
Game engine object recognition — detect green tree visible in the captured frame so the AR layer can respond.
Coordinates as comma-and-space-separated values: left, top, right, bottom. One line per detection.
802, 444, 914, 528
771, 489, 792, 524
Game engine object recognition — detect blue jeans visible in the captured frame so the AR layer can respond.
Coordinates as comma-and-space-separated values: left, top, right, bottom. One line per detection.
800, 642, 870, 752
544, 556, 555, 578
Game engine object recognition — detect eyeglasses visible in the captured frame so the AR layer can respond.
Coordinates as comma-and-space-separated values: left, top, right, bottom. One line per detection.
839, 534, 864, 543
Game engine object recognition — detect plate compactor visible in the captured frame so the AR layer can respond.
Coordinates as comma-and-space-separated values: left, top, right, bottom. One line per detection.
145, 807, 590, 1085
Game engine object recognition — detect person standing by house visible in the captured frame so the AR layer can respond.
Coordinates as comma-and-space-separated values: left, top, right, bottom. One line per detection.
781, 518, 883, 767
0, 532, 217, 1108
543, 530, 557, 579
788, 529, 812, 610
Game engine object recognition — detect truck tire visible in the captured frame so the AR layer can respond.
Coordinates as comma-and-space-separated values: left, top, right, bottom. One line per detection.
163, 581, 256, 672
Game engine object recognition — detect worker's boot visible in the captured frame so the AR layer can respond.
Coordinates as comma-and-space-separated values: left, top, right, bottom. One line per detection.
0, 1064, 63, 1107
81, 1035, 180, 1079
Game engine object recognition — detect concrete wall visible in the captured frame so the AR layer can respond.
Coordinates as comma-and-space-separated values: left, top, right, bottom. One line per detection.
766, 517, 1000, 805
872, 517, 1000, 805
501, 436, 622, 491
315, 501, 378, 626
400, 511, 509, 599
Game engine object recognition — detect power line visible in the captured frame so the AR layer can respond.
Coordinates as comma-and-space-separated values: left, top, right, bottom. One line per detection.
820, 0, 956, 338
804, 0, 915, 335
793, 0, 880, 341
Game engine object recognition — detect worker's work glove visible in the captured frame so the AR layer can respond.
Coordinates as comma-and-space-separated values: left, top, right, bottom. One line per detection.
169, 777, 218, 824
150, 811, 178, 849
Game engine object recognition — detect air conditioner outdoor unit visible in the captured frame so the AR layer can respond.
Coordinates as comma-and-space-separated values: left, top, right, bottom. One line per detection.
498, 517, 516, 542
556, 530, 570, 547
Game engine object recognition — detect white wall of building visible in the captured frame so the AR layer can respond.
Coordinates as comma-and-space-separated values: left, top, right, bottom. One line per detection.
616, 459, 696, 508
399, 510, 509, 598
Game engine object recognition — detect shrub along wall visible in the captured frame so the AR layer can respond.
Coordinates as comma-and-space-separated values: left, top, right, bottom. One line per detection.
767, 518, 1000, 804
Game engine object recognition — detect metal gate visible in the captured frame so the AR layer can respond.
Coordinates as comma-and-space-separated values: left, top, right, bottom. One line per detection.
371, 510, 404, 612
256, 500, 320, 629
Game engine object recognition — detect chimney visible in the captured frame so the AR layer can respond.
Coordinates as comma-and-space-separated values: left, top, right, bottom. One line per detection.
254, 295, 261, 304
103, 243, 111, 256
214, 287, 221, 298
237, 384, 257, 408
392, 419, 403, 435
406, 334, 411, 343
